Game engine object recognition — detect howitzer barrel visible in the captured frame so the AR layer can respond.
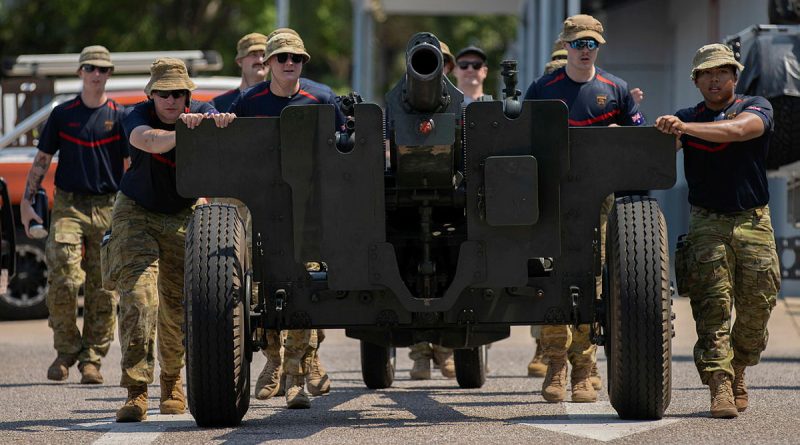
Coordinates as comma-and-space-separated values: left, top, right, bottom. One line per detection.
404, 43, 445, 112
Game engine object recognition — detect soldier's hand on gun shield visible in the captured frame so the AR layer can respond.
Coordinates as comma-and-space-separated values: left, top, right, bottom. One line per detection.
654, 115, 686, 136
178, 112, 236, 129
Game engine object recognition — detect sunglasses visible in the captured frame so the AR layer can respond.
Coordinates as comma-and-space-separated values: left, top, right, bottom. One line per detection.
81, 64, 111, 74
457, 61, 484, 70
152, 90, 188, 99
568, 39, 599, 51
276, 53, 304, 64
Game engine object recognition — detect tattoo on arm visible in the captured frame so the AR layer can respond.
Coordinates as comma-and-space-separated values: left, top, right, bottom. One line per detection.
23, 152, 53, 202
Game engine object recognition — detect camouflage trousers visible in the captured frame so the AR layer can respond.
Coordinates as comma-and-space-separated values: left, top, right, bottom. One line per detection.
408, 342, 452, 361
45, 189, 117, 365
108, 193, 194, 388
262, 329, 323, 376
677, 205, 779, 384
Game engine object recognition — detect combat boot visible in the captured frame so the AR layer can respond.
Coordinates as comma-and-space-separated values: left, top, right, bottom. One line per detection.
410, 358, 431, 380
709, 370, 738, 418
527, 340, 547, 378
159, 373, 186, 414
47, 354, 76, 381
570, 362, 597, 403
541, 355, 568, 402
306, 352, 331, 396
276, 370, 287, 396
285, 374, 311, 409
434, 349, 456, 379
116, 385, 148, 422
732, 364, 748, 412
255, 356, 283, 399
590, 362, 602, 390
79, 362, 103, 384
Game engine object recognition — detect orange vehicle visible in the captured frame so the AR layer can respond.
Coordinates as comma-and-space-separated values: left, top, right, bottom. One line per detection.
0, 50, 239, 319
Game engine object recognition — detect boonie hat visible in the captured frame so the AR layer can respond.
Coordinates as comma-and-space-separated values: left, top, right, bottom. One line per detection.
455, 45, 487, 62
267, 27, 300, 40
440, 41, 455, 71
690, 43, 745, 79
144, 57, 196, 95
79, 45, 114, 68
559, 14, 606, 44
236, 33, 268, 59
266, 32, 310, 63
551, 40, 567, 60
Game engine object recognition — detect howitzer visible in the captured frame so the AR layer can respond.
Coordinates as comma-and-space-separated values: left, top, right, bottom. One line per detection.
176, 32, 677, 427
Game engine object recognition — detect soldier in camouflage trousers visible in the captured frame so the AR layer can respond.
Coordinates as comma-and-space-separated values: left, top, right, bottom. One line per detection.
657, 43, 780, 418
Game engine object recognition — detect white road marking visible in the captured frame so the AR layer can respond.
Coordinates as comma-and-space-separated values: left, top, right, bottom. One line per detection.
71, 410, 195, 445
519, 401, 679, 442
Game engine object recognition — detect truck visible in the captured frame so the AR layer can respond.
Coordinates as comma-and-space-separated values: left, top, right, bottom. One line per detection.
176, 32, 677, 427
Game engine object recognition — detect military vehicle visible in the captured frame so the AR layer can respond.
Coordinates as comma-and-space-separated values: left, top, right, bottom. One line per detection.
176, 32, 677, 427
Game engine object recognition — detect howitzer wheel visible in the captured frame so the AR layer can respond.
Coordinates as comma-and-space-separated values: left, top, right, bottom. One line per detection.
454, 345, 488, 389
185, 204, 251, 427
604, 195, 672, 420
360, 341, 396, 389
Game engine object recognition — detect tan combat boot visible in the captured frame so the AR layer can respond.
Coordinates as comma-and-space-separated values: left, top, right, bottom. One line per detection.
116, 385, 148, 422
79, 362, 104, 384
160, 374, 186, 414
285, 374, 311, 409
732, 364, 748, 412
527, 340, 547, 378
709, 370, 738, 418
590, 361, 602, 390
47, 354, 76, 381
570, 362, 598, 403
434, 349, 456, 379
542, 354, 568, 402
306, 352, 331, 396
255, 355, 283, 399
410, 357, 431, 380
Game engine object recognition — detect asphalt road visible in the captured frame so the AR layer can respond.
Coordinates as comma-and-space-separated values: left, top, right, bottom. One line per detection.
1, 296, 799, 444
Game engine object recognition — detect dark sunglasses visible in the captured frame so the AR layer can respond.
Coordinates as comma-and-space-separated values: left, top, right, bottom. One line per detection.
569, 39, 599, 51
81, 64, 111, 74
276, 53, 304, 64
152, 90, 188, 99
457, 61, 484, 70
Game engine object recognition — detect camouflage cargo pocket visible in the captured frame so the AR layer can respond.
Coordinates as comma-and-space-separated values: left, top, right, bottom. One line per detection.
692, 244, 728, 297
738, 251, 780, 298
674, 234, 691, 297
100, 229, 117, 291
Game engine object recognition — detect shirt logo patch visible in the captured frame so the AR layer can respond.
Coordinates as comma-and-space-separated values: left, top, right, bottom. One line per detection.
596, 95, 608, 106
104, 120, 114, 131
725, 112, 738, 120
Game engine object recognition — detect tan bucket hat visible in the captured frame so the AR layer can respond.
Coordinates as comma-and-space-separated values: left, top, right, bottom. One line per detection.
559, 14, 606, 44
440, 41, 455, 71
144, 57, 196, 95
236, 33, 268, 59
267, 27, 300, 40
551, 40, 567, 60
79, 45, 114, 68
690, 43, 745, 79
265, 32, 310, 63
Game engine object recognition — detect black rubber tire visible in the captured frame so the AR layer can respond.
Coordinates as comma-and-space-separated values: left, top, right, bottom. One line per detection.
360, 341, 395, 389
604, 195, 672, 420
185, 204, 250, 427
766, 96, 800, 169
454, 345, 487, 389
0, 234, 48, 320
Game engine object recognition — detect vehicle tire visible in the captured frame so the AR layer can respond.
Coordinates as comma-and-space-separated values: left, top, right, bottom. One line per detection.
454, 345, 488, 389
185, 204, 250, 427
766, 95, 800, 169
0, 235, 48, 320
604, 195, 672, 420
360, 341, 396, 389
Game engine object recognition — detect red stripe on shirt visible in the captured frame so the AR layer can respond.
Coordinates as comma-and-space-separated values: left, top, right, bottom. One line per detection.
545, 72, 566, 87
106, 101, 117, 110
151, 153, 176, 168
568, 109, 620, 126
64, 99, 81, 110
595, 74, 617, 88
58, 131, 121, 148
252, 88, 270, 98
685, 140, 730, 152
297, 89, 320, 102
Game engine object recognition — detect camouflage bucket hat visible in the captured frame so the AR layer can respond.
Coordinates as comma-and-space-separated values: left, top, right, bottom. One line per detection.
551, 40, 567, 60
144, 57, 196, 95
559, 14, 606, 44
267, 27, 300, 40
266, 32, 310, 63
440, 41, 455, 71
236, 32, 268, 59
690, 43, 745, 79
79, 45, 114, 68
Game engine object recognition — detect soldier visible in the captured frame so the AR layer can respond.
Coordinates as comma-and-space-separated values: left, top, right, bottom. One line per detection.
211, 32, 269, 112
655, 43, 779, 419
440, 41, 455, 75
453, 46, 489, 104
232, 29, 343, 409
524, 14, 645, 403
20, 45, 127, 385
112, 57, 235, 422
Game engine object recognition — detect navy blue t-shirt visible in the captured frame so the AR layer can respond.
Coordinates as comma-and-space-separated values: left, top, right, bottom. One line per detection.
524, 67, 645, 126
37, 96, 129, 195
231, 78, 346, 128
210, 88, 240, 113
676, 94, 773, 213
121, 99, 216, 213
